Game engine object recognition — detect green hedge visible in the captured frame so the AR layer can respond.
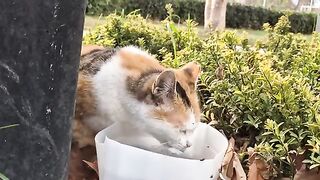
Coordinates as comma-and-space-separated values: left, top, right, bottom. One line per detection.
86, 0, 317, 34
226, 4, 317, 34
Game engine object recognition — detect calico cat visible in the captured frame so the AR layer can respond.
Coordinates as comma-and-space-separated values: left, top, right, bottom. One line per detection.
74, 45, 201, 154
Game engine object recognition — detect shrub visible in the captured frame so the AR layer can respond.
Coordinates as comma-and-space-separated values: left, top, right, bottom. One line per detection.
83, 9, 320, 178
83, 5, 203, 60
86, 0, 317, 34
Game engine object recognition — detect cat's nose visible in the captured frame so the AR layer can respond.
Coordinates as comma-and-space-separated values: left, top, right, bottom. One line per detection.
186, 140, 192, 148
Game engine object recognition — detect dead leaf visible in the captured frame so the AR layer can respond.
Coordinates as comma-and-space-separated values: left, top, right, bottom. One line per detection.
68, 142, 98, 180
221, 138, 235, 178
220, 138, 247, 180
291, 152, 305, 172
232, 153, 247, 180
215, 64, 225, 80
294, 164, 320, 180
247, 147, 270, 180
83, 160, 99, 175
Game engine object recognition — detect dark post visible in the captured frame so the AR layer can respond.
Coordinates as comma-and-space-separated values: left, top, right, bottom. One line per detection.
0, 0, 86, 179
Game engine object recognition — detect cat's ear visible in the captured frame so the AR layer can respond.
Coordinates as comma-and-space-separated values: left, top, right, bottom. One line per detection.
181, 61, 201, 84
152, 70, 176, 98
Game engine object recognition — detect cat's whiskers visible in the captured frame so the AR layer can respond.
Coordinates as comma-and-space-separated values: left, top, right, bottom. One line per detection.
160, 141, 169, 145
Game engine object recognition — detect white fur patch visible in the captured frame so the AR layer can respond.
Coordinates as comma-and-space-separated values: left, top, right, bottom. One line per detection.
185, 111, 197, 131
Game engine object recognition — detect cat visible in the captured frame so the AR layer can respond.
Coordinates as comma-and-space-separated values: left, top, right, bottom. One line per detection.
74, 45, 201, 155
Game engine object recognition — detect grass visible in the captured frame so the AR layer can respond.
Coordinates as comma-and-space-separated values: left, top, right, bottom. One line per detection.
0, 124, 19, 130
0, 173, 8, 180
83, 15, 312, 44
84, 16, 105, 32
0, 124, 19, 180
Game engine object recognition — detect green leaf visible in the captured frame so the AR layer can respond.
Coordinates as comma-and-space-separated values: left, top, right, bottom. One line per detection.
262, 132, 273, 136
259, 93, 269, 103
309, 164, 320, 169
287, 138, 296, 144
289, 132, 299, 139
248, 114, 254, 122
0, 173, 9, 180
302, 159, 314, 164
270, 138, 280, 143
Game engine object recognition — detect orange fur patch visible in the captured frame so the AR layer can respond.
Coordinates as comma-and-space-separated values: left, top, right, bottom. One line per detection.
73, 73, 97, 147
75, 73, 96, 119
119, 48, 164, 78
152, 101, 189, 127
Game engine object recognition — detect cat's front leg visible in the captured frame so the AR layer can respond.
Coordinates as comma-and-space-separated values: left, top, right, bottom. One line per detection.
156, 145, 184, 157
83, 115, 114, 132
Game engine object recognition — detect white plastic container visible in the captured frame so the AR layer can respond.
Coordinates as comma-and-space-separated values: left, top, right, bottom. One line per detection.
95, 122, 228, 180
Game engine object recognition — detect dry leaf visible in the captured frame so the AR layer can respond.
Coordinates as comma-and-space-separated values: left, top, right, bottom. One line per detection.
221, 138, 235, 178
68, 142, 98, 180
83, 160, 99, 175
215, 64, 225, 80
247, 147, 269, 180
232, 153, 247, 180
294, 164, 320, 180
221, 138, 247, 180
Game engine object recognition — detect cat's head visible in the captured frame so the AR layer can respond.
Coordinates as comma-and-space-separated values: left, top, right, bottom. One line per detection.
141, 62, 201, 151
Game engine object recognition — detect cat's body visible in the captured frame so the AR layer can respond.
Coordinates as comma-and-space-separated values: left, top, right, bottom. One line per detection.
74, 45, 201, 155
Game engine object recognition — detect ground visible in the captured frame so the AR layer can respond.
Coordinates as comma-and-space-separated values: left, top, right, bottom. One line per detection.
83, 15, 312, 44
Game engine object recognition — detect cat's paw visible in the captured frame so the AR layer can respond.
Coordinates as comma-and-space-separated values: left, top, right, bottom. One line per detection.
168, 147, 183, 155
167, 142, 188, 152
157, 146, 183, 157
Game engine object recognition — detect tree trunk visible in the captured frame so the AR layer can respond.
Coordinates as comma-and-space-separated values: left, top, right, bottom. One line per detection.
204, 0, 212, 29
293, 0, 310, 11
316, 14, 320, 32
234, 0, 247, 5
295, 0, 303, 10
204, 0, 228, 31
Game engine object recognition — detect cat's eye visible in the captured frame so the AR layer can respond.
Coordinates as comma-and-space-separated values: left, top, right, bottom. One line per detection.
180, 130, 187, 134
